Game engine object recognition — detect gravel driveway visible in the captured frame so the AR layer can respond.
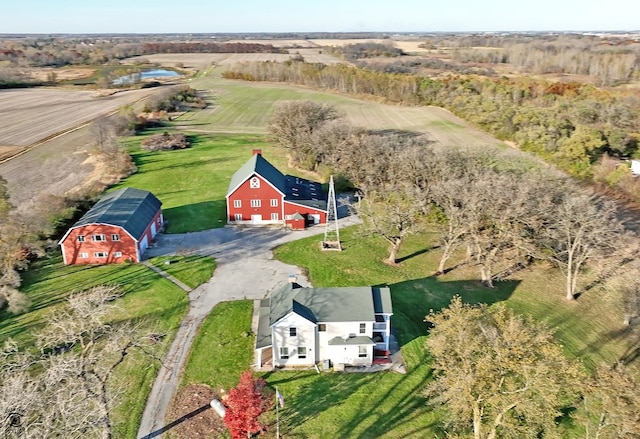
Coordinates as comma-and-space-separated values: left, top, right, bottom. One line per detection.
137, 214, 359, 439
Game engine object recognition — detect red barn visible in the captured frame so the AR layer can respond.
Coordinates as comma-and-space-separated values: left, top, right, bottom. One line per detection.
226, 151, 327, 228
59, 187, 163, 265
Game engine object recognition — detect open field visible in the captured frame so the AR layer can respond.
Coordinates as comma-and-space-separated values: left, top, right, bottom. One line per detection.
0, 63, 503, 209
0, 87, 158, 149
181, 69, 502, 148
124, 51, 344, 71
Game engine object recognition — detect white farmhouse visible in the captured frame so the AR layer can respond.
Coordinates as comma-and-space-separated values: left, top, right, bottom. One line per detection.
255, 281, 393, 370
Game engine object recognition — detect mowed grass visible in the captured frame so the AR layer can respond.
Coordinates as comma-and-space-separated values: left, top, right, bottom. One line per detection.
148, 255, 216, 289
114, 132, 318, 233
0, 254, 190, 438
176, 69, 503, 149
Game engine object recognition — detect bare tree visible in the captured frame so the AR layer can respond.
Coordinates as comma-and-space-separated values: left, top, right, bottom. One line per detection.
539, 192, 624, 300
0, 285, 164, 438
268, 100, 341, 170
354, 182, 426, 264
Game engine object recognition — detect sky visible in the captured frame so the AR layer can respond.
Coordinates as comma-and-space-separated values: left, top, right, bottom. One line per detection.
2, 0, 639, 34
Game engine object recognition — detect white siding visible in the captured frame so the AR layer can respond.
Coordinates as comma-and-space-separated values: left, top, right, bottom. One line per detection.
317, 321, 373, 363
272, 312, 316, 367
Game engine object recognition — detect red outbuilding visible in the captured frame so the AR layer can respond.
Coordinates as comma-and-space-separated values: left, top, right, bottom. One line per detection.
226, 151, 327, 228
59, 187, 163, 265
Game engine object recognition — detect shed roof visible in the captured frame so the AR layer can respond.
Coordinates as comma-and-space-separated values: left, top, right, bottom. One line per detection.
66, 187, 161, 240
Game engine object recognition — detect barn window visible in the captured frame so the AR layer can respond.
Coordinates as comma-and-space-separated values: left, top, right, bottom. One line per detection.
271, 213, 279, 221
234, 213, 242, 221
270, 199, 278, 207
285, 215, 294, 220
77, 235, 85, 242
289, 327, 297, 337
94, 252, 108, 258
298, 347, 307, 359
359, 323, 366, 334
250, 199, 261, 208
114, 251, 122, 257
111, 234, 120, 241
92, 234, 106, 242
79, 252, 89, 258
233, 199, 241, 208
250, 177, 260, 188
279, 347, 289, 359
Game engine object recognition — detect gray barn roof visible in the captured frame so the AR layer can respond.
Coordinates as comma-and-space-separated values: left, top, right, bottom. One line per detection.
227, 153, 286, 195
69, 187, 161, 240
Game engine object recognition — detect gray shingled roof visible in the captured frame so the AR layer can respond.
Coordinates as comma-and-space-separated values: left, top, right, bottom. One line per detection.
71, 187, 161, 239
328, 335, 376, 346
268, 283, 392, 325
227, 154, 286, 195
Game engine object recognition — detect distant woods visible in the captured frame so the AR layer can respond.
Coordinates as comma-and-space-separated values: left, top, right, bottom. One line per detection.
226, 61, 640, 195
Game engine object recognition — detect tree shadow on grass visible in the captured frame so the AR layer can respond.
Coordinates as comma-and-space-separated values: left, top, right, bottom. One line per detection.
387, 277, 519, 349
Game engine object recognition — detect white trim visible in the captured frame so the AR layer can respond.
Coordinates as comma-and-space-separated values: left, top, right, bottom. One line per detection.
226, 172, 285, 199
61, 243, 68, 264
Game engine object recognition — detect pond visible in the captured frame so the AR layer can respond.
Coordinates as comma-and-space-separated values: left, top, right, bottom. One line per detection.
112, 69, 180, 85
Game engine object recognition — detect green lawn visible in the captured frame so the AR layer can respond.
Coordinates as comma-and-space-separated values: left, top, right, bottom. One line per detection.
148, 255, 216, 289
0, 254, 191, 439
114, 133, 315, 233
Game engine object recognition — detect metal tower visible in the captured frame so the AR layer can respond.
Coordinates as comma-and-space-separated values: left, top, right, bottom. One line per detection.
321, 175, 342, 251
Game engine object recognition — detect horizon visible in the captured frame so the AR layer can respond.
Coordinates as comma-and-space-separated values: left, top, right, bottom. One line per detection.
3, 0, 640, 34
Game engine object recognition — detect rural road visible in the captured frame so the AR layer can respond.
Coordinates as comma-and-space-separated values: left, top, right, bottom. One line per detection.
137, 212, 359, 439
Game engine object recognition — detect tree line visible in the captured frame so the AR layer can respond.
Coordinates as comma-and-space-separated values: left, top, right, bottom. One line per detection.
225, 61, 640, 196
269, 100, 638, 305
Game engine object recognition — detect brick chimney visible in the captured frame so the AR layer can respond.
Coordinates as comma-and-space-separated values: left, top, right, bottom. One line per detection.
252, 149, 262, 156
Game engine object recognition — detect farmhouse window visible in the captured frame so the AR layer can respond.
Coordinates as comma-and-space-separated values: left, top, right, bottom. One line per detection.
270, 199, 278, 207
111, 234, 120, 241
279, 347, 289, 359
114, 251, 122, 257
271, 213, 279, 221
375, 315, 385, 322
250, 177, 260, 188
94, 252, 108, 258
77, 235, 86, 242
92, 234, 106, 242
298, 347, 307, 359
79, 252, 89, 258
318, 324, 326, 332
250, 199, 261, 208
234, 213, 242, 221
373, 332, 384, 342
358, 346, 367, 358
289, 327, 297, 337
359, 323, 366, 334
285, 215, 294, 220
233, 200, 241, 208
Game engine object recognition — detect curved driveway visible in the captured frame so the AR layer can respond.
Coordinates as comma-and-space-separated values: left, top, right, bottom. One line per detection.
137, 215, 359, 439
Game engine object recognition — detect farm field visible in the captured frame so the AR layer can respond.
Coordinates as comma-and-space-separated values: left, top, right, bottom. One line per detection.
0, 64, 503, 210
124, 50, 344, 71
181, 68, 503, 148
0, 87, 157, 150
